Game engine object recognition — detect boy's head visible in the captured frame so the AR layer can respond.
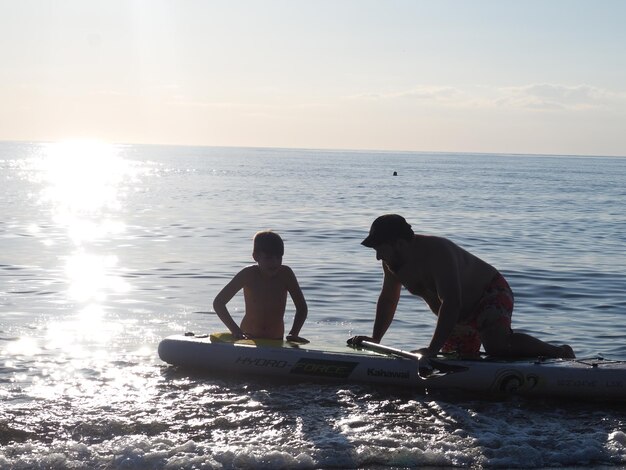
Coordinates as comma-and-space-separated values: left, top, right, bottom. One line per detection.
253, 230, 284, 257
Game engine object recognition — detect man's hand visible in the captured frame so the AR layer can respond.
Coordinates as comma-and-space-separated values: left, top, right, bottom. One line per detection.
411, 347, 437, 377
411, 347, 436, 359
286, 334, 309, 344
346, 335, 375, 346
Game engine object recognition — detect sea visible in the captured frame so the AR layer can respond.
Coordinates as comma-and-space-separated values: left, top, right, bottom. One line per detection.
1, 141, 626, 469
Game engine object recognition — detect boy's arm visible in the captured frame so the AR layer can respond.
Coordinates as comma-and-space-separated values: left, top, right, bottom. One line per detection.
213, 268, 248, 339
284, 267, 309, 343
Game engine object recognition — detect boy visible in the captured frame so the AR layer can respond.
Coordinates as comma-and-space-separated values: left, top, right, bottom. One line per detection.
213, 230, 309, 343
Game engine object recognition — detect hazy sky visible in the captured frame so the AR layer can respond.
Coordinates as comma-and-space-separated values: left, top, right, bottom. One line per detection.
2, 0, 625, 156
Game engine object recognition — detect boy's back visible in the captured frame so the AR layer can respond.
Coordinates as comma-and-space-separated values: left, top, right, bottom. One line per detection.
240, 264, 294, 339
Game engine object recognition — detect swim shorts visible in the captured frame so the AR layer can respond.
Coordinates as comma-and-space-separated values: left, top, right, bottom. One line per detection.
441, 272, 514, 357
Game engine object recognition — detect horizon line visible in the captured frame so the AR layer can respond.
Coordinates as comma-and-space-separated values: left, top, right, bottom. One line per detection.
1, 139, 625, 160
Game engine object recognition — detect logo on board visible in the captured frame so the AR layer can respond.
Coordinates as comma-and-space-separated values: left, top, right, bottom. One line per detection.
290, 358, 358, 378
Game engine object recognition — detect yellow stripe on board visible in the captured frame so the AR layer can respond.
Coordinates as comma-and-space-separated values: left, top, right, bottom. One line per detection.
209, 332, 296, 348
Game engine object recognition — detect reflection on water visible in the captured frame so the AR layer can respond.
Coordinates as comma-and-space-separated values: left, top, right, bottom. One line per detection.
46, 304, 121, 348
31, 141, 136, 358
5, 337, 41, 356
64, 252, 129, 303
36, 140, 132, 215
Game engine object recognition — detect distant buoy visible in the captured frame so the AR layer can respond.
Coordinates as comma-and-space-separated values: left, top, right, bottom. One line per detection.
393, 171, 398, 176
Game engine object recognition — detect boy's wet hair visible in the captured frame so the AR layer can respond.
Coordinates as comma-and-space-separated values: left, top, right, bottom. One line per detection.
253, 230, 284, 257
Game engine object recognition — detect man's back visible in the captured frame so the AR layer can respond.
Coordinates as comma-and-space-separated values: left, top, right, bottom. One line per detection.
396, 235, 498, 317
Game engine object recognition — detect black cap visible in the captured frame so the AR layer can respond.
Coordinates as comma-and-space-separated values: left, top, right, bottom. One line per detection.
361, 214, 413, 248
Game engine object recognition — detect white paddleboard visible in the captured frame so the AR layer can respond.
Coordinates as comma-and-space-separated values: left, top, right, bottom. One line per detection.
158, 333, 626, 401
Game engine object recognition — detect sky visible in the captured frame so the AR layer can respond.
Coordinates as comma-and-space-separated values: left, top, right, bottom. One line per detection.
1, 0, 625, 156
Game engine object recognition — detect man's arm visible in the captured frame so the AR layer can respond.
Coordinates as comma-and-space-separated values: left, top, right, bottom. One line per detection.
421, 244, 462, 355
372, 262, 403, 342
347, 262, 401, 346
213, 268, 249, 338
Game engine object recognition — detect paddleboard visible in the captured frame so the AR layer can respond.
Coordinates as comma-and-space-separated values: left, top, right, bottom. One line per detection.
158, 333, 626, 401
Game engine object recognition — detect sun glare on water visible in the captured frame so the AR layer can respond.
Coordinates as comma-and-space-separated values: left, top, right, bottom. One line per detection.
65, 251, 130, 303
38, 140, 133, 222
33, 140, 137, 354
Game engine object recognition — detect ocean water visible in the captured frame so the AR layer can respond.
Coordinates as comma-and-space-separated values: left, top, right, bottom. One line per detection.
1, 141, 626, 469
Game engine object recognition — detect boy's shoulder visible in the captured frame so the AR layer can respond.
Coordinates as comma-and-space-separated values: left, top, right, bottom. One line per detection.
279, 264, 297, 277
240, 264, 260, 275
240, 264, 293, 276
240, 264, 297, 277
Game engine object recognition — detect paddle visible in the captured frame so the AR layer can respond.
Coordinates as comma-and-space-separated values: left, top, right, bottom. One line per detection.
360, 340, 425, 361
353, 340, 436, 378
350, 339, 470, 378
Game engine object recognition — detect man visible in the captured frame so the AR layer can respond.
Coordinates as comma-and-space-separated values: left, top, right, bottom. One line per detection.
350, 214, 575, 359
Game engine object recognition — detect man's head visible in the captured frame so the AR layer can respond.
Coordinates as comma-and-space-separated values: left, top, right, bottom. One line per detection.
361, 214, 414, 249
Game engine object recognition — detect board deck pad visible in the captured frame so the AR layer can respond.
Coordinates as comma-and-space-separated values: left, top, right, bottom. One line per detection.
207, 332, 367, 353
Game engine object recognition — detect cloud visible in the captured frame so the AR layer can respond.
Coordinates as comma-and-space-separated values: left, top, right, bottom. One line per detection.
496, 84, 626, 111
349, 83, 626, 112
350, 86, 472, 105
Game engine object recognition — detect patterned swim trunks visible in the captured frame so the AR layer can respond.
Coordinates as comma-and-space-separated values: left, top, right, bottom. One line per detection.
441, 272, 514, 357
